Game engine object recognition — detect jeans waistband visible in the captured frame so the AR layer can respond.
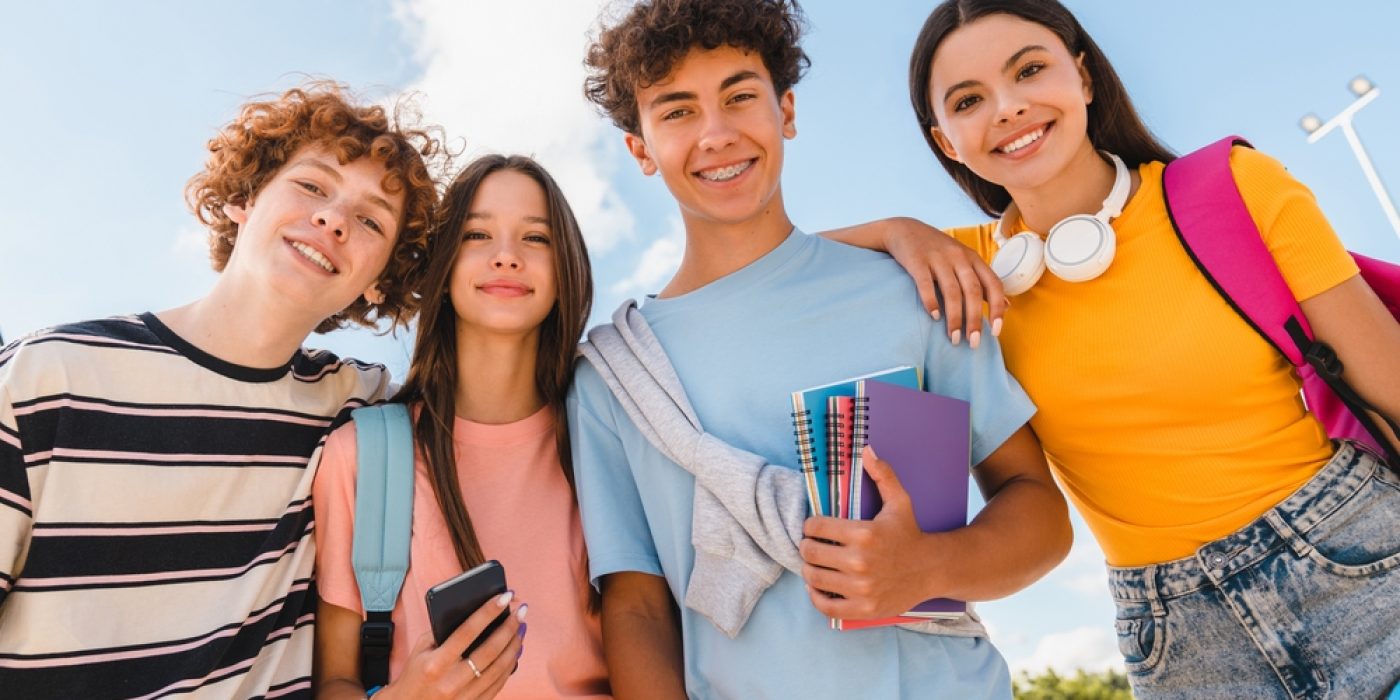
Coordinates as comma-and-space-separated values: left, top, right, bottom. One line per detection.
1107, 442, 1381, 604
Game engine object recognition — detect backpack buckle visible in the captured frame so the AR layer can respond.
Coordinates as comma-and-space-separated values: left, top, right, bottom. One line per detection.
1304, 341, 1343, 377
360, 619, 395, 656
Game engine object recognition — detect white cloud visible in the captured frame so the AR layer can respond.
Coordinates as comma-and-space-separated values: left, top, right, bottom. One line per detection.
1058, 539, 1111, 598
1012, 625, 1123, 676
610, 216, 684, 296
172, 225, 208, 255
392, 0, 634, 253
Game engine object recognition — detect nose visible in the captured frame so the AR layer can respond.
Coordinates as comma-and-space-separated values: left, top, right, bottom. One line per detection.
313, 205, 349, 240
697, 110, 739, 152
994, 91, 1029, 125
491, 240, 522, 270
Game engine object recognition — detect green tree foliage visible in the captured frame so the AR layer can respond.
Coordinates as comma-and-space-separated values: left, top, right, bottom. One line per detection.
1013, 668, 1133, 700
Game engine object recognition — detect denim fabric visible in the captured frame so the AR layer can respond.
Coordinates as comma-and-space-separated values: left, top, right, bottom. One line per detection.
1108, 442, 1400, 699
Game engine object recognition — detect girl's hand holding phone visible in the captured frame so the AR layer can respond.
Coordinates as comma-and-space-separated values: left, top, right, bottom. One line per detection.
373, 592, 527, 700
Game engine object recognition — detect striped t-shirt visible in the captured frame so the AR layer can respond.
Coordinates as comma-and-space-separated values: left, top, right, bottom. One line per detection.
0, 313, 390, 699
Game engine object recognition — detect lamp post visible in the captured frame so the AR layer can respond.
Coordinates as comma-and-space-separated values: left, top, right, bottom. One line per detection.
1300, 76, 1400, 242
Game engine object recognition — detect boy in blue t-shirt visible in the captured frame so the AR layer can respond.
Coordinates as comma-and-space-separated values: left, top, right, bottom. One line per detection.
569, 1, 1072, 697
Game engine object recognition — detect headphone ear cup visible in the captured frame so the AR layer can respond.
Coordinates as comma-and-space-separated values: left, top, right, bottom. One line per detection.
990, 232, 1046, 296
1044, 215, 1116, 283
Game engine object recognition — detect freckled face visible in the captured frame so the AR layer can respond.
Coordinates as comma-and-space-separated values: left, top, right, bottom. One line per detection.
222, 145, 403, 317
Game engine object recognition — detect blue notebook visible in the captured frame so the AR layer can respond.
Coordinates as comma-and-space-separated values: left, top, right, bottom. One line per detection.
789, 366, 920, 517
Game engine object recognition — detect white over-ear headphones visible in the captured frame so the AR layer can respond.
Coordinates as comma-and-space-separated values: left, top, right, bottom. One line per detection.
991, 152, 1131, 296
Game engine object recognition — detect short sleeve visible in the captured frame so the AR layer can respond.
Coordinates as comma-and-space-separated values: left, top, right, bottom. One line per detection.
0, 375, 32, 606
1231, 146, 1360, 302
944, 222, 1000, 266
924, 326, 1036, 467
311, 422, 365, 615
567, 364, 663, 588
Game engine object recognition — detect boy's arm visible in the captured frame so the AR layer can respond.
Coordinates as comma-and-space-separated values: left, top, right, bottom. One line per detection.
0, 381, 32, 607
819, 217, 1008, 347
601, 572, 686, 700
799, 426, 1070, 618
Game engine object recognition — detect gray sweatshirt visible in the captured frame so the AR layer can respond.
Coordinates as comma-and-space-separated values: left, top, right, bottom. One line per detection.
579, 300, 985, 640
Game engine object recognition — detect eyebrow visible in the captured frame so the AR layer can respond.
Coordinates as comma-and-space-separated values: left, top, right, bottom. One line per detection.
941, 44, 1051, 103
647, 70, 763, 110
289, 157, 400, 219
464, 212, 551, 226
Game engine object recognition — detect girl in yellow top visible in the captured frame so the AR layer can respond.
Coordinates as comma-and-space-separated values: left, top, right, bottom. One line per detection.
312, 156, 610, 700
834, 0, 1400, 697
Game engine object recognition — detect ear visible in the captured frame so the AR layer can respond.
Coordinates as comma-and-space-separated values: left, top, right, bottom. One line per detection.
222, 201, 249, 225
624, 132, 658, 176
930, 126, 961, 163
363, 283, 386, 306
1076, 52, 1093, 105
779, 89, 797, 140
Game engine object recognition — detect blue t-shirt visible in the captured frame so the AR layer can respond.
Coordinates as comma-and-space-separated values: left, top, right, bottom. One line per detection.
567, 229, 1036, 699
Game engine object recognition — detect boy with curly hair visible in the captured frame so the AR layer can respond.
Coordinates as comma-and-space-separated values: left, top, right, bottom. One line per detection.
569, 1, 1072, 697
0, 82, 442, 699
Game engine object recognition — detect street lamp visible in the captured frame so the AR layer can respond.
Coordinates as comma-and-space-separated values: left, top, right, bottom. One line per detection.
1300, 75, 1400, 241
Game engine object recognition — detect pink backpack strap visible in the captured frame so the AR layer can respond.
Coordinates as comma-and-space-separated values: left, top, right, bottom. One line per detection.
1162, 136, 1314, 367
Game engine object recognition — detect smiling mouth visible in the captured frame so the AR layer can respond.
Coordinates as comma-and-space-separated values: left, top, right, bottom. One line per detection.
996, 124, 1051, 154
695, 159, 755, 182
478, 282, 531, 296
289, 240, 337, 273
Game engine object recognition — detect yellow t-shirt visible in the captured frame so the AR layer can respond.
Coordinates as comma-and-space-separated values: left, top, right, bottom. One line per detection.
949, 147, 1359, 566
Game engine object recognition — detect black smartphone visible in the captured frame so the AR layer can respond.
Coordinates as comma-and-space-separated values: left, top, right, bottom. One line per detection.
425, 560, 509, 658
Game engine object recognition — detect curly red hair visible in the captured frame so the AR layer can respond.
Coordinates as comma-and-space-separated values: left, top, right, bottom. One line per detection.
186, 81, 447, 333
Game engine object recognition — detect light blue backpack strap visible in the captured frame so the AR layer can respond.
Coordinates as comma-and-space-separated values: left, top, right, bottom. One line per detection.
349, 403, 414, 689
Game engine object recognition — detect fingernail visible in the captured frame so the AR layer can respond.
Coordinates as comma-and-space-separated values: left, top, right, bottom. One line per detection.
992, 318, 1003, 337
497, 591, 514, 607
519, 622, 528, 639
931, 309, 941, 321
951, 330, 961, 346
517, 644, 524, 660
517, 604, 529, 622
969, 330, 981, 349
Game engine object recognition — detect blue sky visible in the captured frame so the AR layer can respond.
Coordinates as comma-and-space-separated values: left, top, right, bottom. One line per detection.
3, 0, 1398, 675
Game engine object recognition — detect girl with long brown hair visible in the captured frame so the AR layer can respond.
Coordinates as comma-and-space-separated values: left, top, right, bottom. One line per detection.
311, 155, 607, 699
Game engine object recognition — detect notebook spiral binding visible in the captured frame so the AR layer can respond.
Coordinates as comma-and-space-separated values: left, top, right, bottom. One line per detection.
850, 396, 871, 516
791, 409, 816, 475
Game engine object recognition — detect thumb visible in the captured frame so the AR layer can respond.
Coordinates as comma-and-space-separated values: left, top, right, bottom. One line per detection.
863, 445, 913, 517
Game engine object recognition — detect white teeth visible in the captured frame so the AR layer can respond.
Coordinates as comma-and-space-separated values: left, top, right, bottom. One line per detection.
698, 160, 753, 182
290, 241, 335, 273
1000, 128, 1045, 154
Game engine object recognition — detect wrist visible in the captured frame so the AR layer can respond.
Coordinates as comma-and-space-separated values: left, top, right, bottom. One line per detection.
914, 530, 956, 601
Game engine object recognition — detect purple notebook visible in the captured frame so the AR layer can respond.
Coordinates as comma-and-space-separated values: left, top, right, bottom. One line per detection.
855, 379, 970, 616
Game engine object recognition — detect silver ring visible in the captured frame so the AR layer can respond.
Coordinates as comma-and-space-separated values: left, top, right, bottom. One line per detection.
466, 656, 482, 678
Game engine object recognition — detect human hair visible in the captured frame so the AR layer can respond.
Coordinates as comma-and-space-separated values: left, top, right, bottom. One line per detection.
584, 0, 811, 135
392, 154, 593, 576
186, 81, 446, 333
908, 0, 1174, 216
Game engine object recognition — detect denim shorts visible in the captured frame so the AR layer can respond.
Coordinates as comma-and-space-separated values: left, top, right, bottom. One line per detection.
1108, 442, 1400, 699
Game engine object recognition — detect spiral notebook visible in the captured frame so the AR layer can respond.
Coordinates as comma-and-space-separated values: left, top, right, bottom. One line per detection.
833, 378, 972, 630
789, 366, 920, 517
848, 378, 970, 624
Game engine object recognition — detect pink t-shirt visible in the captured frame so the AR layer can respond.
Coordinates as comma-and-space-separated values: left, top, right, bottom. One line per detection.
313, 405, 609, 698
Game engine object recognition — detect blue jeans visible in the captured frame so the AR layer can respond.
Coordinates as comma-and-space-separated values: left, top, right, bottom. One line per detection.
1109, 442, 1400, 699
